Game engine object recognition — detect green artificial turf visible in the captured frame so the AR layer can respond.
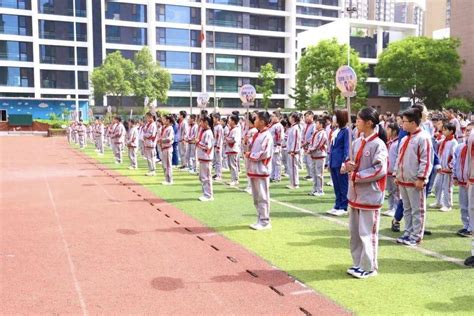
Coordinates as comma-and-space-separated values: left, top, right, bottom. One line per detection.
79, 144, 474, 315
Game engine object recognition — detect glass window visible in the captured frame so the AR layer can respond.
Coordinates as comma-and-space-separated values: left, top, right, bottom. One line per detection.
0, 66, 33, 87
170, 74, 201, 91
40, 45, 75, 65
41, 70, 75, 89
75, 0, 87, 17
0, 14, 32, 36
157, 28, 201, 47
165, 5, 190, 23
207, 0, 243, 5
39, 20, 74, 40
105, 2, 147, 22
76, 22, 87, 42
215, 55, 237, 71
209, 10, 241, 28
38, 0, 74, 16
77, 47, 87, 65
106, 49, 138, 60
0, 41, 33, 61
77, 71, 88, 89
0, 0, 31, 10
106, 26, 147, 45
209, 32, 240, 49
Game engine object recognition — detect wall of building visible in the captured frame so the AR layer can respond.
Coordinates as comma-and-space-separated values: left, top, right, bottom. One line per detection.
0, 99, 89, 120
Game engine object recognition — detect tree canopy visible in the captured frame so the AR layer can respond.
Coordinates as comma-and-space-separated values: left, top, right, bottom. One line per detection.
292, 38, 367, 112
375, 37, 463, 109
256, 63, 277, 110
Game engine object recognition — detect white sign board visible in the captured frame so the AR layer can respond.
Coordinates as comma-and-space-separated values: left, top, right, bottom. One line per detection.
336, 65, 357, 98
197, 92, 209, 108
239, 84, 256, 107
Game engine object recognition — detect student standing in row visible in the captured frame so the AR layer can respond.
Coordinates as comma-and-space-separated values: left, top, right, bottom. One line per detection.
327, 110, 350, 217
245, 111, 274, 230
159, 115, 175, 185
143, 112, 157, 176
395, 107, 433, 247
286, 112, 302, 189
225, 115, 241, 186
345, 107, 388, 279
212, 113, 224, 181
382, 123, 400, 217
197, 115, 215, 202
186, 114, 198, 173
126, 119, 139, 170
243, 113, 258, 194
308, 118, 328, 196
269, 111, 284, 183
111, 116, 126, 164
178, 111, 189, 169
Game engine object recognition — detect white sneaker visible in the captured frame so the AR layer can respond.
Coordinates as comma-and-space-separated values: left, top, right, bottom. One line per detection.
249, 223, 272, 231
353, 270, 378, 279
439, 206, 452, 212
245, 187, 252, 194
198, 196, 214, 202
228, 181, 239, 187
382, 209, 395, 217
332, 209, 348, 217
326, 209, 337, 215
286, 185, 299, 190
326, 181, 333, 186
161, 181, 173, 186
128, 166, 137, 170
214, 177, 222, 181
429, 203, 442, 209
146, 171, 156, 176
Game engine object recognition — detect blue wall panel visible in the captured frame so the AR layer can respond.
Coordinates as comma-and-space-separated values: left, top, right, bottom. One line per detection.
0, 99, 89, 121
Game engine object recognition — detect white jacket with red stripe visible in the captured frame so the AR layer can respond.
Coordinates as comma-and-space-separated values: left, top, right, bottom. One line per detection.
196, 128, 214, 162
286, 124, 301, 154
247, 128, 274, 178
437, 135, 458, 174
308, 129, 328, 159
348, 133, 388, 210
225, 126, 241, 155
394, 128, 433, 186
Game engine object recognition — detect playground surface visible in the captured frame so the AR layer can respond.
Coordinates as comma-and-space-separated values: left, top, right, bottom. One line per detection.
0, 136, 347, 315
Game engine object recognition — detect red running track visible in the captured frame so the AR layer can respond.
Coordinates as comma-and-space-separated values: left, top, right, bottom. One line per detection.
0, 137, 349, 315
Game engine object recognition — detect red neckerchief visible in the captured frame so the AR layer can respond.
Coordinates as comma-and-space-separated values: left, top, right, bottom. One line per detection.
161, 125, 169, 138
250, 126, 269, 152
438, 134, 455, 156
397, 128, 421, 169
352, 133, 378, 181
310, 129, 323, 149
198, 127, 208, 143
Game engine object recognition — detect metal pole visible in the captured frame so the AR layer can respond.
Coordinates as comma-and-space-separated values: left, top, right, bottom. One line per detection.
189, 24, 193, 115
213, 25, 217, 113
73, 0, 79, 121
346, 2, 357, 161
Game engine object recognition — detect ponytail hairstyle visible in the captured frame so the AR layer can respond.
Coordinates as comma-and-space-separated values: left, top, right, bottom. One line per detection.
164, 114, 175, 125
357, 107, 380, 128
256, 111, 271, 126
201, 115, 213, 130
289, 111, 301, 124
247, 112, 256, 125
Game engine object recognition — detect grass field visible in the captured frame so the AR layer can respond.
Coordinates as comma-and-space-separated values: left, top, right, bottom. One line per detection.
78, 143, 473, 315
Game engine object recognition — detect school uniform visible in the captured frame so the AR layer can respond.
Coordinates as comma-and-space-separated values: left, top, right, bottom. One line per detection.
77, 124, 87, 149
434, 135, 458, 208
178, 119, 189, 167
160, 125, 175, 183
111, 123, 126, 163
281, 128, 289, 176
269, 122, 285, 181
126, 125, 139, 168
186, 123, 199, 172
225, 125, 242, 183
213, 124, 224, 178
222, 125, 230, 169
348, 132, 388, 273
450, 117, 464, 143
395, 128, 433, 244
197, 127, 215, 199
138, 124, 145, 157
95, 123, 105, 154
386, 137, 399, 211
453, 141, 471, 232
329, 127, 350, 211
142, 122, 158, 173
66, 125, 72, 143
303, 122, 316, 178
467, 132, 474, 255
308, 129, 328, 194
244, 127, 259, 190
247, 127, 274, 226
286, 123, 302, 188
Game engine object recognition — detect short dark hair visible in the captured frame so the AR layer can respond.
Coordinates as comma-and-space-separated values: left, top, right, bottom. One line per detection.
130, 119, 136, 125
304, 110, 314, 116
272, 110, 281, 119
402, 107, 422, 125
201, 115, 213, 129
334, 109, 348, 128
229, 115, 239, 124
443, 122, 456, 134
290, 112, 301, 124
317, 118, 326, 128
247, 112, 256, 125
114, 116, 121, 122
179, 110, 187, 117
212, 112, 221, 120
256, 111, 271, 125
231, 110, 240, 116
387, 123, 400, 135
190, 114, 197, 120
165, 114, 175, 125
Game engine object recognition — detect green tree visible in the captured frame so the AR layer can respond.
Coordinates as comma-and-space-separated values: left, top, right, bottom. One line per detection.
375, 37, 463, 109
442, 97, 473, 113
132, 47, 171, 108
293, 38, 367, 111
256, 63, 277, 110
91, 51, 135, 110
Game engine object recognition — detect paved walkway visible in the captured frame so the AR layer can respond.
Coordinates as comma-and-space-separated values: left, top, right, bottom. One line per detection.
0, 137, 349, 315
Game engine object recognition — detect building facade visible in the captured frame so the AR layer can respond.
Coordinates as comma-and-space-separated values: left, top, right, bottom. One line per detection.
0, 0, 423, 115
424, 0, 449, 37
394, 1, 424, 36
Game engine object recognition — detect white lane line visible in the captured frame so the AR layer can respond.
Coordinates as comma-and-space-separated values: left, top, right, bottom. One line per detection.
290, 289, 315, 296
44, 175, 89, 316
218, 181, 466, 268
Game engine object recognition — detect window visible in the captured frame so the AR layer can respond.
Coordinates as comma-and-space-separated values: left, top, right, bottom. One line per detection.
77, 71, 88, 89
106, 26, 147, 45
170, 74, 201, 91
157, 28, 200, 47
0, 41, 32, 61
0, 14, 32, 36
0, 66, 33, 87
76, 23, 87, 42
39, 20, 74, 41
38, 0, 74, 16
0, 109, 6, 122
158, 51, 200, 69
0, 0, 31, 10
105, 2, 146, 22
41, 70, 75, 89
77, 47, 87, 65
40, 45, 75, 65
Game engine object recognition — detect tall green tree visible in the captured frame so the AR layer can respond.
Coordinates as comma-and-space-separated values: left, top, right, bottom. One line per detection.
292, 38, 367, 111
256, 63, 277, 110
375, 37, 463, 109
91, 51, 135, 109
132, 47, 171, 107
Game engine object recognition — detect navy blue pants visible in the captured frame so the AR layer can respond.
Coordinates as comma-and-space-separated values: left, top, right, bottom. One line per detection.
172, 141, 179, 166
394, 170, 437, 221
330, 167, 348, 211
